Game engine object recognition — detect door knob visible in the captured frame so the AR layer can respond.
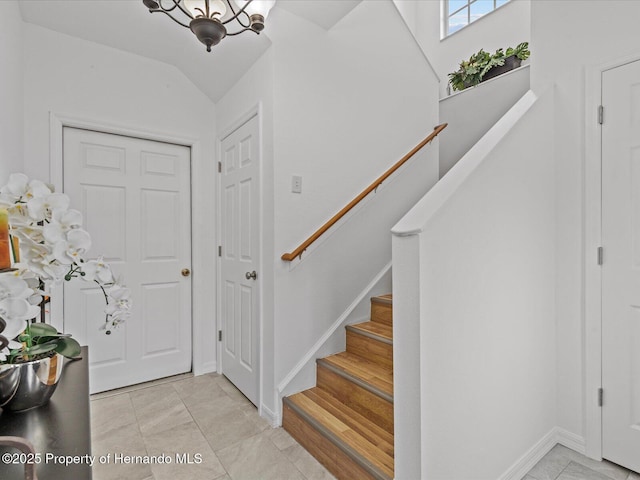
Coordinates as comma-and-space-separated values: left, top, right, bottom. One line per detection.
245, 270, 257, 280
181, 268, 191, 277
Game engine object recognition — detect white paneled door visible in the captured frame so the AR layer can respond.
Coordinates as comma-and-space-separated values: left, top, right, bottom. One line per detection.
63, 128, 192, 393
220, 114, 260, 406
602, 60, 640, 472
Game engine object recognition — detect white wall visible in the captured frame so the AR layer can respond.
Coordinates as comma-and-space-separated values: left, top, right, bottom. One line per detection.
268, 0, 440, 419
411, 0, 531, 98
531, 0, 640, 453
22, 23, 218, 375
440, 64, 529, 176
218, 0, 441, 422
392, 91, 557, 479
0, 1, 24, 184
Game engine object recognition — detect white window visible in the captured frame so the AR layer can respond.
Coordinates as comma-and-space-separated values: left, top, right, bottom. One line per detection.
443, 0, 511, 37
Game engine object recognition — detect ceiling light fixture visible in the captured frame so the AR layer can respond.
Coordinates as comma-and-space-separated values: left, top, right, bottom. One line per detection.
142, 0, 276, 52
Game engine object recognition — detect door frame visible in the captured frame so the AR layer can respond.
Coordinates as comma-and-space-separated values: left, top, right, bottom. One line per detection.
216, 104, 264, 415
584, 52, 640, 460
48, 112, 215, 377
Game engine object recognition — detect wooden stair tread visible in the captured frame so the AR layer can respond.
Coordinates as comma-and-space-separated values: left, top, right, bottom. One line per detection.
371, 294, 392, 305
370, 295, 393, 326
347, 321, 392, 342
304, 388, 394, 451
285, 390, 394, 479
318, 352, 393, 398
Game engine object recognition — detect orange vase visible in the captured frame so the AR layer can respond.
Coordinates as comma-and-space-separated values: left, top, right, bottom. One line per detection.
0, 209, 11, 270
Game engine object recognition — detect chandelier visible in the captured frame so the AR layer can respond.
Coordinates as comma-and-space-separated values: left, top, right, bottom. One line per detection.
142, 0, 276, 52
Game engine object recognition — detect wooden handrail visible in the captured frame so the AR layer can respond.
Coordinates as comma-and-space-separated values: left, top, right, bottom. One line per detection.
281, 123, 448, 261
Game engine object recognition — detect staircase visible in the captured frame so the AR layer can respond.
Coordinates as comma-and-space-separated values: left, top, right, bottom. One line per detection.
282, 295, 394, 480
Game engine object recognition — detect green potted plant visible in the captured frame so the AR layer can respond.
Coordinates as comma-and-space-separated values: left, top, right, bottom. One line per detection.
448, 42, 530, 92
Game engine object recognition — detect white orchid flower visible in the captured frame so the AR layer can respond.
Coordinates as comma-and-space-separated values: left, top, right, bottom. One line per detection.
0, 274, 31, 301
22, 275, 44, 306
11, 221, 44, 243
18, 239, 55, 279
0, 173, 29, 200
0, 193, 16, 209
43, 209, 83, 244
18, 246, 65, 284
0, 173, 132, 344
8, 268, 45, 305
81, 257, 114, 284
27, 180, 53, 199
27, 192, 70, 222
1, 175, 52, 204
53, 229, 91, 266
0, 298, 40, 323
101, 315, 126, 333
0, 317, 27, 345
5, 202, 33, 229
0, 317, 27, 361
105, 284, 131, 317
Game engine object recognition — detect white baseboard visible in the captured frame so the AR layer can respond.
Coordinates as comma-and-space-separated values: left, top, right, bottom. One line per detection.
555, 427, 586, 455
193, 360, 217, 376
260, 404, 281, 428
498, 428, 558, 480
276, 262, 392, 395
499, 427, 585, 480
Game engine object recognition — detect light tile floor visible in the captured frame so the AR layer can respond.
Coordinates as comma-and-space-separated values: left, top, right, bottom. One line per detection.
92, 373, 640, 480
524, 444, 640, 480
90, 372, 336, 480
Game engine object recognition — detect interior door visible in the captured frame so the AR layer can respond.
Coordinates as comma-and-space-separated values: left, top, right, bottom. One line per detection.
602, 59, 640, 472
220, 114, 260, 406
63, 127, 192, 393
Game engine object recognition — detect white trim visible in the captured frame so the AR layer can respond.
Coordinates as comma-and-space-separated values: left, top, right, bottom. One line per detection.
219, 106, 260, 141
556, 428, 586, 455
498, 428, 558, 480
216, 104, 264, 414
260, 404, 280, 428
48, 112, 210, 377
276, 261, 392, 394
441, 0, 513, 40
497, 428, 585, 480
196, 360, 217, 376
439, 64, 530, 101
583, 52, 640, 461
392, 90, 537, 236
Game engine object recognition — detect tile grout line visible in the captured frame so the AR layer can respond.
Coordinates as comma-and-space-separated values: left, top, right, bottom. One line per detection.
126, 392, 153, 462
92, 374, 332, 480
169, 379, 230, 476
553, 461, 572, 480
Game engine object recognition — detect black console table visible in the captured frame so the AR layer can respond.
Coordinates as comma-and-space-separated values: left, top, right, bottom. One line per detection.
0, 347, 92, 480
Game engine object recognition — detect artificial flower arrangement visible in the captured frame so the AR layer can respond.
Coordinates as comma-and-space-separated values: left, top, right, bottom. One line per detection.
0, 173, 130, 364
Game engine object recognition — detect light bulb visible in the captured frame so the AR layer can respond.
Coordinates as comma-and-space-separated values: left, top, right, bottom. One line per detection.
184, 0, 227, 18
238, 0, 275, 20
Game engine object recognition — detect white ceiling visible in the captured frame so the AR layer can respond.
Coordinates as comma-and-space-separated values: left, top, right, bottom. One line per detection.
19, 0, 361, 103
277, 0, 360, 30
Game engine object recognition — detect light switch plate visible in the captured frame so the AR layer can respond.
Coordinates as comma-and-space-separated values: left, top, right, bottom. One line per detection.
292, 175, 302, 194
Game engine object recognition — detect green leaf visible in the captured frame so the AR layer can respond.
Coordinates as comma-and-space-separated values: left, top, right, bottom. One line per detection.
29, 323, 59, 336
23, 342, 57, 356
448, 42, 530, 92
33, 334, 71, 345
55, 337, 82, 359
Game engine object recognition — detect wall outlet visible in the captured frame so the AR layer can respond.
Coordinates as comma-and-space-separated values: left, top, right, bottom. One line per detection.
292, 175, 302, 194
